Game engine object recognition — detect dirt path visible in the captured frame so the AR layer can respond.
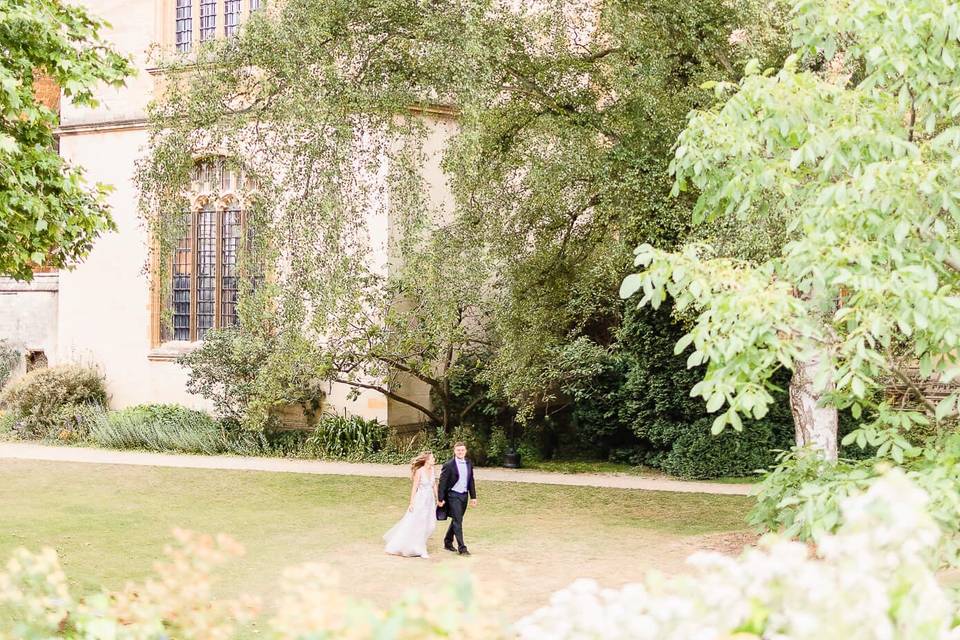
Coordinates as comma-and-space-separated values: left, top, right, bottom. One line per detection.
0, 442, 753, 495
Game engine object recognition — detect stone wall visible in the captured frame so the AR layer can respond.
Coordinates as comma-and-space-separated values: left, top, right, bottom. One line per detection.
0, 273, 59, 381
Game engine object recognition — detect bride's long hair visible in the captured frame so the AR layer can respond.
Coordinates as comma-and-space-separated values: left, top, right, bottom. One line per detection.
410, 451, 433, 477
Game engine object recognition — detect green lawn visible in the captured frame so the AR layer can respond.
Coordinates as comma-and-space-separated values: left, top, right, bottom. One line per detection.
0, 459, 754, 622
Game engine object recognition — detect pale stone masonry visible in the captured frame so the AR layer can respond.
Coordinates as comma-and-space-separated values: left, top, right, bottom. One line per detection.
0, 0, 447, 426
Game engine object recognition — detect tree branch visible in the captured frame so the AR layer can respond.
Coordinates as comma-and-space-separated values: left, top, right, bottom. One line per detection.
371, 353, 442, 389
889, 365, 938, 416
332, 378, 442, 425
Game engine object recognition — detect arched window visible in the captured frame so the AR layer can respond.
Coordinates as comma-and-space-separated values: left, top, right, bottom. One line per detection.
162, 159, 254, 342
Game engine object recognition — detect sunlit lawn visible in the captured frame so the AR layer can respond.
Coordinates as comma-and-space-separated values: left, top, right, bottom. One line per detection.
0, 459, 754, 626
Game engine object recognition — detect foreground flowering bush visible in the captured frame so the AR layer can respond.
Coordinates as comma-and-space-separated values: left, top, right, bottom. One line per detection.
0, 529, 508, 639
2, 471, 956, 638
517, 470, 960, 640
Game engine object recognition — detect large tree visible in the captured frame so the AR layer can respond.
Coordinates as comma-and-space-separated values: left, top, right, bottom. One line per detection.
140, 0, 785, 429
622, 0, 960, 461
0, 0, 132, 281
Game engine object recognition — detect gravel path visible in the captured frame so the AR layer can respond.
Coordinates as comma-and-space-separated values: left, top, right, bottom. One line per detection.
0, 442, 753, 495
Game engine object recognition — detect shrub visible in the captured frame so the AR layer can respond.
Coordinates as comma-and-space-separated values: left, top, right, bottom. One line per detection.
518, 471, 956, 640
0, 411, 14, 439
307, 412, 388, 461
651, 417, 789, 479
0, 364, 107, 438
0, 529, 508, 639
426, 424, 490, 466
568, 304, 794, 478
89, 403, 229, 455
180, 328, 327, 431
0, 340, 20, 388
749, 436, 960, 566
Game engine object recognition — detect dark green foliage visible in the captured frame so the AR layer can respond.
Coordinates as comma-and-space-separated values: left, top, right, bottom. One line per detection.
567, 304, 795, 479
0, 364, 108, 438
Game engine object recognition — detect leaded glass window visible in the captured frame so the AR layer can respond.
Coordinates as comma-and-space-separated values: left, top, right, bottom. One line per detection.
175, 0, 193, 53
225, 0, 241, 36
171, 213, 193, 340
220, 210, 241, 327
200, 0, 216, 41
163, 161, 255, 343
196, 206, 217, 339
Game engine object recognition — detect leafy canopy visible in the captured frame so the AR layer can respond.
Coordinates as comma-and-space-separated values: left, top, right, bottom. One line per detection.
622, 0, 960, 461
0, 0, 132, 280
140, 0, 786, 427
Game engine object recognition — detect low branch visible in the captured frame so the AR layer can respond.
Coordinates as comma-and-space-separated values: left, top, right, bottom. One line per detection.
371, 353, 442, 389
332, 377, 442, 425
459, 393, 486, 422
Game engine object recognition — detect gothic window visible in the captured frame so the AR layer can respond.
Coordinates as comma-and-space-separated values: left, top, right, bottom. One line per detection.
175, 0, 193, 52
161, 161, 254, 343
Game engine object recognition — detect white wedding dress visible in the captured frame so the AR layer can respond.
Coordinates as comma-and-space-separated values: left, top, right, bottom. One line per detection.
383, 468, 437, 558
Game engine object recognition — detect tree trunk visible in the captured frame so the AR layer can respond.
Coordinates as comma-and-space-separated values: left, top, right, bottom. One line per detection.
789, 353, 839, 461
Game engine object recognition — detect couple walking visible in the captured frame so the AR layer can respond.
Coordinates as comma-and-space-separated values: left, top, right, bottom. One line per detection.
383, 442, 477, 558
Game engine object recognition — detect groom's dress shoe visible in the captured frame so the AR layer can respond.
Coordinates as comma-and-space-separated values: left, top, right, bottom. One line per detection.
444, 543, 457, 552
458, 547, 471, 556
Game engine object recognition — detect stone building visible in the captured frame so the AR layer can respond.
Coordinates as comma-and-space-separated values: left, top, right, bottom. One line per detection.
0, 0, 450, 426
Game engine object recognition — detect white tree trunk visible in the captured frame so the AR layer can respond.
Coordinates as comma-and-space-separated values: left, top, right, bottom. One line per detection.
789, 353, 838, 461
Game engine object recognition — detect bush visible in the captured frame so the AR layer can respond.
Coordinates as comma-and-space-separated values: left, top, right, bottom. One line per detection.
651, 417, 789, 479
425, 424, 490, 466
180, 328, 327, 431
0, 340, 20, 388
518, 471, 957, 640
567, 304, 794, 478
89, 403, 229, 455
307, 412, 388, 461
749, 436, 960, 565
0, 364, 107, 438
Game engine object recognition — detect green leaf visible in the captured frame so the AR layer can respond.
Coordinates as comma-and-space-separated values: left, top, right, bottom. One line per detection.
619, 273, 643, 299
673, 333, 694, 355
706, 391, 725, 413
936, 394, 955, 420
710, 414, 727, 434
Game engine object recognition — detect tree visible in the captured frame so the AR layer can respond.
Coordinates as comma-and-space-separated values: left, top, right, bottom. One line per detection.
141, 0, 787, 430
0, 0, 132, 281
622, 0, 960, 461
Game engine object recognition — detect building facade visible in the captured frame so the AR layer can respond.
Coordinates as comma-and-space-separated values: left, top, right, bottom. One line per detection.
0, 0, 451, 426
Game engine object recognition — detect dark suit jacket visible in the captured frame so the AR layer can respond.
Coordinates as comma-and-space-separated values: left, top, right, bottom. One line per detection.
438, 457, 476, 499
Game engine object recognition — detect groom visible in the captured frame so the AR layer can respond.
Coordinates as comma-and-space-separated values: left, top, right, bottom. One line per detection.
437, 441, 477, 556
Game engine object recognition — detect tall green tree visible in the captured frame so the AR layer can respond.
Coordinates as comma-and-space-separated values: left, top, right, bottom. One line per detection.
622, 0, 960, 461
139, 0, 785, 428
0, 0, 132, 280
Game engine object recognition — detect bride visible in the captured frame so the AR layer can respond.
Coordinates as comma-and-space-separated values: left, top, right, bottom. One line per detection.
383, 451, 439, 558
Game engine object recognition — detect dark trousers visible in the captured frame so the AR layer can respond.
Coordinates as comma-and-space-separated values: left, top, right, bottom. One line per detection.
444, 491, 469, 549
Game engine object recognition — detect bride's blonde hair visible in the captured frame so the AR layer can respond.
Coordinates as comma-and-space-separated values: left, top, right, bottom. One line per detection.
410, 451, 433, 476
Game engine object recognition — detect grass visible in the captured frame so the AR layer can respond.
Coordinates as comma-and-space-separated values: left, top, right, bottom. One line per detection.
521, 459, 764, 483
0, 459, 754, 623
522, 459, 655, 475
